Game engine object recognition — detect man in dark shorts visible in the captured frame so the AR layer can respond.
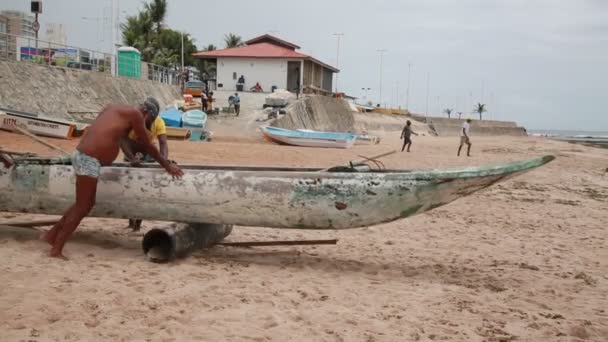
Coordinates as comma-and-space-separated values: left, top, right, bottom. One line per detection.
400, 120, 418, 152
40, 98, 183, 259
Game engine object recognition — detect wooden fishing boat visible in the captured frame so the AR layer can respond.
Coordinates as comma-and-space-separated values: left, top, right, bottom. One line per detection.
0, 108, 88, 140
0, 155, 554, 229
261, 126, 357, 149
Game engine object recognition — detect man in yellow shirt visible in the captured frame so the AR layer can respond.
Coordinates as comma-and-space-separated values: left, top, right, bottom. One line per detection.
120, 99, 169, 164
119, 98, 170, 230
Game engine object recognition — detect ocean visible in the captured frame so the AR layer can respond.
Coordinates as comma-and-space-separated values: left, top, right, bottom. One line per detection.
528, 129, 608, 139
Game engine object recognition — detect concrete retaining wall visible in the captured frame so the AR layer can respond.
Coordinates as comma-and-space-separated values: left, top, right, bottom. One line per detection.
0, 60, 181, 122
410, 115, 527, 136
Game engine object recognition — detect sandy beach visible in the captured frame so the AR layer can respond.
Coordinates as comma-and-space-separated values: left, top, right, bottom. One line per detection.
0, 131, 607, 341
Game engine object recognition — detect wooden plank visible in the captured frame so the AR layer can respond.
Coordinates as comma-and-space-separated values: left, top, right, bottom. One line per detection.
1, 219, 59, 227
218, 239, 338, 247
0, 224, 45, 232
11, 125, 70, 156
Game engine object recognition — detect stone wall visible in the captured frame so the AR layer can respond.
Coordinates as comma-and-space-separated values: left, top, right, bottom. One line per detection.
0, 60, 181, 122
410, 115, 527, 137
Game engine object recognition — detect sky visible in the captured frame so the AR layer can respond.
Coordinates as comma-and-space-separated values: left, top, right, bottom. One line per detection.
3, 0, 608, 131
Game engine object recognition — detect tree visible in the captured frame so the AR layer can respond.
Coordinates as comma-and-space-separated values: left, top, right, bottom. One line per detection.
121, 10, 154, 61
224, 33, 243, 48
443, 108, 453, 119
457, 112, 463, 119
145, 0, 167, 38
196, 44, 218, 80
474, 103, 487, 120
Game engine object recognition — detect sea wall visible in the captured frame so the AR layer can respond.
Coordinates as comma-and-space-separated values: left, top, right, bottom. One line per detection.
410, 115, 527, 136
272, 95, 355, 132
272, 95, 432, 134
0, 60, 181, 122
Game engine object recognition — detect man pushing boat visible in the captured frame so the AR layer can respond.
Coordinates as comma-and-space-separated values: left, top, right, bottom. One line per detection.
41, 98, 184, 259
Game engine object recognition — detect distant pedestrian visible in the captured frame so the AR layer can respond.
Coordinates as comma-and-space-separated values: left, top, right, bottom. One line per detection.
201, 92, 208, 112
457, 118, 472, 156
233, 93, 241, 116
400, 120, 418, 152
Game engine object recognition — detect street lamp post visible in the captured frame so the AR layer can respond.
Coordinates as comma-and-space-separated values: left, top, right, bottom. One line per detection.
333, 33, 344, 93
406, 63, 411, 110
377, 49, 387, 107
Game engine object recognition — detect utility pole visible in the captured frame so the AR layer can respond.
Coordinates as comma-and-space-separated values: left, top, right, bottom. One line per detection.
425, 72, 430, 117
406, 63, 411, 110
377, 49, 387, 107
333, 33, 343, 93
181, 31, 184, 72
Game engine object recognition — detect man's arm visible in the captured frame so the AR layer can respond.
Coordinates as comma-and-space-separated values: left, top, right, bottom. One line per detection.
463, 127, 468, 137
401, 127, 406, 139
129, 110, 171, 169
119, 138, 136, 161
158, 134, 169, 159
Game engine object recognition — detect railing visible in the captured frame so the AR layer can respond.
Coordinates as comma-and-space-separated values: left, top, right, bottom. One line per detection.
0, 31, 182, 86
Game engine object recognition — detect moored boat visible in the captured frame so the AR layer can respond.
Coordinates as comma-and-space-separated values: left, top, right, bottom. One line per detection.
0, 155, 555, 229
261, 126, 357, 149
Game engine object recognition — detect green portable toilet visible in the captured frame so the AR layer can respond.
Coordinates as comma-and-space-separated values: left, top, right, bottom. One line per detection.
117, 46, 141, 78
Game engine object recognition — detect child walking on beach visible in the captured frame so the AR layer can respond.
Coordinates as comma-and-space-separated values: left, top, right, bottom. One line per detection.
400, 120, 418, 152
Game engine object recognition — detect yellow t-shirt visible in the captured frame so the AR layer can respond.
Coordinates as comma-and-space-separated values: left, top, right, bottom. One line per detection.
128, 116, 166, 141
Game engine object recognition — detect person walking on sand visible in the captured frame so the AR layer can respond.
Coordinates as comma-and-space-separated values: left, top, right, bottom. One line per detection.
457, 117, 473, 157
40, 98, 184, 260
233, 92, 241, 116
400, 120, 418, 152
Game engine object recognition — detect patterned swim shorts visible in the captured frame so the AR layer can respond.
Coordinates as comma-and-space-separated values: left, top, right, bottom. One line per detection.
72, 150, 101, 178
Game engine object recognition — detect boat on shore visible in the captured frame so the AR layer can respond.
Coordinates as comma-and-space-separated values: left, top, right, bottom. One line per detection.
261, 126, 357, 149
0, 155, 554, 229
0, 107, 88, 139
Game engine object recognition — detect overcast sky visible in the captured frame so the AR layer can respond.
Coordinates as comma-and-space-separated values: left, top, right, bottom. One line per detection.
4, 0, 607, 131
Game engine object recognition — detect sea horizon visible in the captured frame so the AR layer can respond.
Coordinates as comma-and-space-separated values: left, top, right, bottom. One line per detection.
528, 129, 608, 139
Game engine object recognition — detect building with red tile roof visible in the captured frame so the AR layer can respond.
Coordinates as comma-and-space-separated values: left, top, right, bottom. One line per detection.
193, 34, 338, 94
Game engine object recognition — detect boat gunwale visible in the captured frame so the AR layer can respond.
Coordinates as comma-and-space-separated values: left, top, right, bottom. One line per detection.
4, 155, 555, 180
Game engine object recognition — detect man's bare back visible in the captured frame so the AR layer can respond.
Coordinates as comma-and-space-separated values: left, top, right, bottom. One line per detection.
78, 105, 144, 166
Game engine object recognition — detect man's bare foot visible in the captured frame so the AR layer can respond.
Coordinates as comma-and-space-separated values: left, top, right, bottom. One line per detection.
49, 251, 69, 260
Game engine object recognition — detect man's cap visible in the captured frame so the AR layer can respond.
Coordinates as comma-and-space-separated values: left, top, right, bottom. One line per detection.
466, 117, 472, 121
142, 97, 160, 117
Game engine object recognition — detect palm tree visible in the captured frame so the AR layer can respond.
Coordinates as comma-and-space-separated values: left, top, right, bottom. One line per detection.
224, 33, 243, 48
457, 112, 463, 119
145, 0, 167, 37
443, 108, 453, 119
121, 11, 154, 61
474, 103, 487, 120
203, 44, 217, 52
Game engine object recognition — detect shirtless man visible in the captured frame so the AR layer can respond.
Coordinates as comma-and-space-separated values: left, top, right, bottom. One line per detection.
41, 98, 184, 259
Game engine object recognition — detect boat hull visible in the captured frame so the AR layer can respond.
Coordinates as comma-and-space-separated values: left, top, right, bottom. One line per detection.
0, 156, 554, 229
261, 126, 356, 149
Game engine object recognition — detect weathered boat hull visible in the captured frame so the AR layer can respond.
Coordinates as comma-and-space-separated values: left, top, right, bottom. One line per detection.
0, 156, 554, 229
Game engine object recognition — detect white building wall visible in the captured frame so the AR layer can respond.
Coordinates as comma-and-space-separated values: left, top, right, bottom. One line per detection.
216, 57, 295, 92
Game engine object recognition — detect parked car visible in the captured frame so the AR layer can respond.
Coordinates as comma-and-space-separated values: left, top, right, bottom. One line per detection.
184, 80, 206, 97
66, 61, 93, 71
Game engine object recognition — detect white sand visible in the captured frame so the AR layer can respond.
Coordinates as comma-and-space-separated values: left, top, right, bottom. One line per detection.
0, 131, 607, 341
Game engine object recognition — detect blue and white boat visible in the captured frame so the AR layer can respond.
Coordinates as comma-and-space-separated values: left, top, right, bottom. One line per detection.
260, 126, 357, 149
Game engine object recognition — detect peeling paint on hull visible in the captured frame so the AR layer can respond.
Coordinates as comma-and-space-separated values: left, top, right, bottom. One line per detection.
0, 156, 555, 229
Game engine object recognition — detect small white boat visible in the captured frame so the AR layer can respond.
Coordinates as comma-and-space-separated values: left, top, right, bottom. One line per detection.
261, 126, 357, 149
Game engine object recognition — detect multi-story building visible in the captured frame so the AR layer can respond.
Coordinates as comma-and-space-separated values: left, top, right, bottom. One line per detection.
0, 14, 9, 56
45, 23, 67, 46
1, 10, 35, 38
